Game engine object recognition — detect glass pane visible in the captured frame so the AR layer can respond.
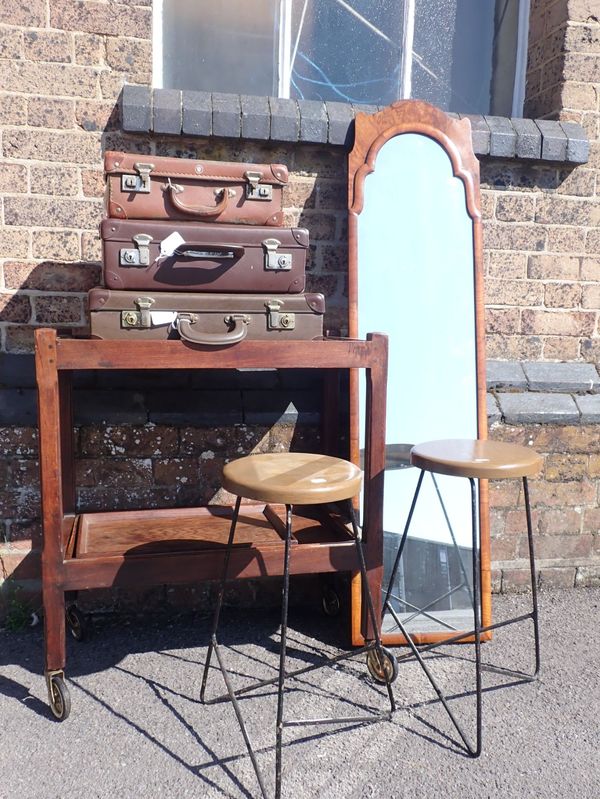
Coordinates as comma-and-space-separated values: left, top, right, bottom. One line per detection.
162, 0, 279, 95
412, 0, 520, 115
289, 0, 405, 104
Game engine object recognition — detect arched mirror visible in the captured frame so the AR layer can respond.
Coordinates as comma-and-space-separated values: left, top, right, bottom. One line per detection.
348, 101, 490, 645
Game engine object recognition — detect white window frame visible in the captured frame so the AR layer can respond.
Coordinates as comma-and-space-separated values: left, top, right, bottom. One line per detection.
153, 0, 530, 116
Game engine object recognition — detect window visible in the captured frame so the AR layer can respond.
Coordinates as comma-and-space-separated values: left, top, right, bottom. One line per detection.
155, 0, 530, 117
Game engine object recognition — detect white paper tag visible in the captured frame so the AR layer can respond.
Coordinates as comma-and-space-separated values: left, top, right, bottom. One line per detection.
150, 311, 178, 327
159, 231, 185, 258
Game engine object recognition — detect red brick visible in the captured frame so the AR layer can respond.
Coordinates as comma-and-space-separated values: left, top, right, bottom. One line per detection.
0, 428, 37, 458
0, 293, 31, 323
79, 425, 179, 458
0, 0, 46, 26
7, 460, 39, 489
0, 93, 27, 125
75, 100, 120, 132
545, 225, 587, 253
105, 36, 152, 76
532, 425, 600, 454
538, 507, 584, 535
488, 480, 522, 509
582, 507, 600, 532
31, 229, 81, 260
528, 478, 596, 507
4, 327, 35, 354
34, 295, 83, 324
0, 27, 23, 59
3, 129, 100, 165
485, 334, 543, 360
486, 307, 521, 334
4, 197, 101, 230
4, 261, 100, 292
0, 163, 28, 193
29, 164, 79, 196
581, 258, 600, 280
544, 453, 589, 482
526, 533, 593, 559
23, 29, 72, 62
521, 309, 595, 336
543, 282, 581, 308
501, 569, 534, 593
0, 61, 98, 98
542, 336, 582, 360
153, 459, 200, 486
538, 567, 576, 588
81, 231, 102, 261
28, 97, 76, 130
73, 33, 105, 65
490, 534, 519, 561
484, 223, 547, 252
51, 0, 152, 38
527, 253, 580, 280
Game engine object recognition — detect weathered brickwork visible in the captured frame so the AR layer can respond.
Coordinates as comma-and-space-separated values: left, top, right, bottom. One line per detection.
1, 0, 600, 614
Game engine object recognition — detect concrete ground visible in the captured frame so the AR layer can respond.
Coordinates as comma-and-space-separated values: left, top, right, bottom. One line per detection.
0, 587, 598, 799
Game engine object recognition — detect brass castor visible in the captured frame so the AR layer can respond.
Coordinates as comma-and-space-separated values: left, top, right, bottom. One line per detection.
366, 647, 398, 685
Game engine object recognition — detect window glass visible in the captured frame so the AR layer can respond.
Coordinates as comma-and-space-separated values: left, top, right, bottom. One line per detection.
159, 0, 525, 116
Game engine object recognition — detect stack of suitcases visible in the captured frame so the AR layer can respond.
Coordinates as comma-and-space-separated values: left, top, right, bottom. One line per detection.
88, 152, 325, 343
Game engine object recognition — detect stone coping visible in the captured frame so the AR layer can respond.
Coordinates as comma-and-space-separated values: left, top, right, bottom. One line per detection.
120, 86, 590, 164
488, 360, 600, 425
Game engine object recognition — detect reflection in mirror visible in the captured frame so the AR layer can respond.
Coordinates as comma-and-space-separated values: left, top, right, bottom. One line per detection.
357, 130, 481, 638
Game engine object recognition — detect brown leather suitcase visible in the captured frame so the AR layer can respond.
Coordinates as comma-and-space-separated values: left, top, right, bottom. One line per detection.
88, 289, 325, 345
101, 219, 308, 293
104, 151, 288, 226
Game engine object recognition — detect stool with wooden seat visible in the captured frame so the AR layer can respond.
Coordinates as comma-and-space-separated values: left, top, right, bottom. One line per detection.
383, 439, 542, 758
200, 452, 396, 799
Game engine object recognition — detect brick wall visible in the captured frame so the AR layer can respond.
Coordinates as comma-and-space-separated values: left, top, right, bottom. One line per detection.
1, 0, 600, 615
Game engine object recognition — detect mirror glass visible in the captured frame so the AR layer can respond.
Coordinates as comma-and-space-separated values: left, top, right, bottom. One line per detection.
358, 132, 478, 635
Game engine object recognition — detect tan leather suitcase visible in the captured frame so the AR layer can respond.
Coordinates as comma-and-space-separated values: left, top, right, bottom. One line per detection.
101, 219, 308, 293
88, 289, 325, 345
104, 151, 288, 226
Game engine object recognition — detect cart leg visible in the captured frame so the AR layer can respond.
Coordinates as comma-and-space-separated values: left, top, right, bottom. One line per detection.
44, 584, 69, 719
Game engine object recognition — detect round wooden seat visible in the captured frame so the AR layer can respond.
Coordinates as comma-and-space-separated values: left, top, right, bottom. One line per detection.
222, 452, 362, 505
410, 439, 542, 480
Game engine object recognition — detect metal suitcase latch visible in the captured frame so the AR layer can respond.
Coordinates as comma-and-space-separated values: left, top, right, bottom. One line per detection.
245, 170, 272, 201
262, 238, 292, 271
121, 296, 155, 328
121, 162, 155, 193
120, 234, 153, 267
266, 300, 295, 330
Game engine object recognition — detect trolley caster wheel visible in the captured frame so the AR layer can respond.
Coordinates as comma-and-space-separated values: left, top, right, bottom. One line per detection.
47, 673, 71, 721
321, 586, 341, 617
366, 647, 398, 685
66, 604, 88, 642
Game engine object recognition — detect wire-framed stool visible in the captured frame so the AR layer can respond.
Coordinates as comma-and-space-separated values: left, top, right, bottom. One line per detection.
382, 438, 542, 757
200, 451, 397, 799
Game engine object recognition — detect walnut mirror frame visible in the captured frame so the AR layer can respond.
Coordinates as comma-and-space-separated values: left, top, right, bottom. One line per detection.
347, 100, 491, 646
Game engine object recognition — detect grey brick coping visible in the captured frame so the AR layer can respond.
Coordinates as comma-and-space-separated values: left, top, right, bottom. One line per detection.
120, 86, 589, 164
488, 359, 600, 425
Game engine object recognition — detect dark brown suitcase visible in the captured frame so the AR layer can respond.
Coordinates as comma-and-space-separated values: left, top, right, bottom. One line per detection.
104, 151, 288, 226
101, 219, 308, 294
88, 289, 325, 345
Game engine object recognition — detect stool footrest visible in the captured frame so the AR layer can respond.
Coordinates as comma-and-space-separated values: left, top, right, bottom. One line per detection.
283, 712, 391, 727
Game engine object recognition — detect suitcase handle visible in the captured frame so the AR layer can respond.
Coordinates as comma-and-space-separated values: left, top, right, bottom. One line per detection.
167, 180, 230, 218
173, 244, 244, 260
176, 313, 250, 346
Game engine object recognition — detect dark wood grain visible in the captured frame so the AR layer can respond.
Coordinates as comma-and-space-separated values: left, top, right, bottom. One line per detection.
34, 329, 389, 676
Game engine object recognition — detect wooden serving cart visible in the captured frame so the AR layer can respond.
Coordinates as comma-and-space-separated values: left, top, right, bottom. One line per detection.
34, 329, 388, 719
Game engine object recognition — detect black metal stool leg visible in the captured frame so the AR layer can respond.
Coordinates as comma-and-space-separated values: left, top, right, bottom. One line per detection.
200, 495, 242, 702
275, 504, 293, 799
469, 477, 483, 757
523, 477, 541, 678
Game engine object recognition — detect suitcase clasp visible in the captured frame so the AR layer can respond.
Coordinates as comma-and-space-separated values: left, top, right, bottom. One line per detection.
266, 300, 295, 330
121, 296, 156, 328
245, 170, 272, 201
262, 238, 292, 271
120, 234, 153, 267
121, 162, 154, 193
